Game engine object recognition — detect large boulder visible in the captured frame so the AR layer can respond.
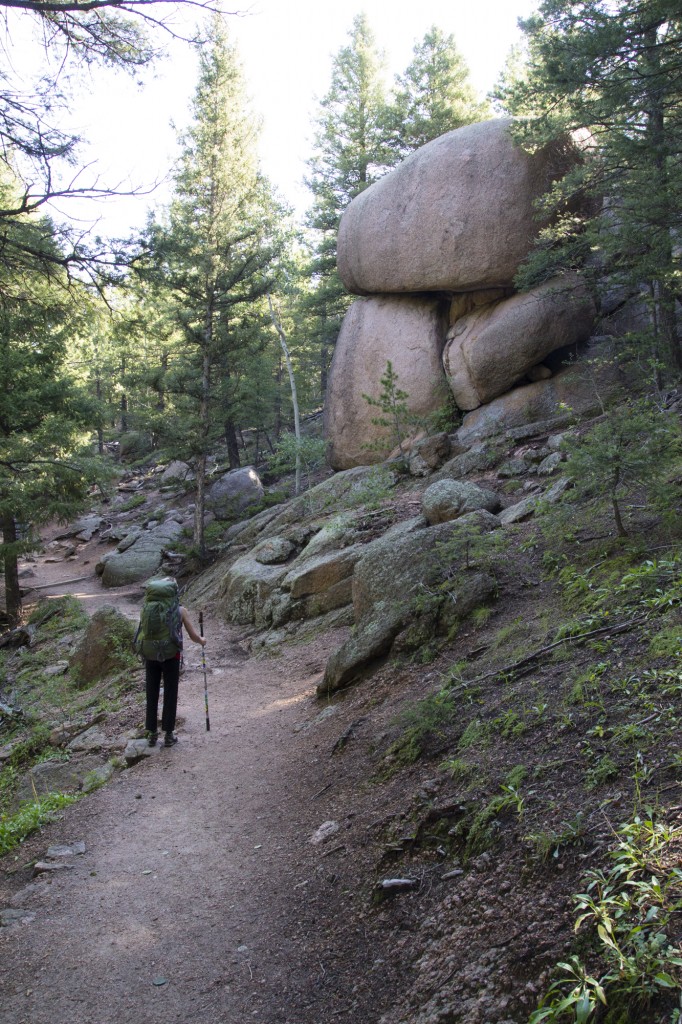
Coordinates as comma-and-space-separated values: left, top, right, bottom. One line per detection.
443, 275, 596, 410
160, 460, 194, 485
100, 520, 184, 587
282, 545, 364, 599
217, 555, 290, 627
69, 607, 136, 685
206, 467, 264, 520
422, 480, 501, 524
325, 295, 448, 470
14, 757, 103, 806
319, 511, 500, 695
337, 119, 581, 295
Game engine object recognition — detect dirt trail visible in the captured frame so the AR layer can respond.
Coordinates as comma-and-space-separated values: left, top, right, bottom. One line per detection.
0, 543, 383, 1024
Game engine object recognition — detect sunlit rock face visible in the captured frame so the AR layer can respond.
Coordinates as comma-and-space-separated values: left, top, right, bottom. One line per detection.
337, 118, 580, 295
325, 295, 448, 471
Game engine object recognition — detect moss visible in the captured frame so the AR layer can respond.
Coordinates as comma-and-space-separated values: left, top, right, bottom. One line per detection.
648, 625, 682, 658
70, 607, 137, 687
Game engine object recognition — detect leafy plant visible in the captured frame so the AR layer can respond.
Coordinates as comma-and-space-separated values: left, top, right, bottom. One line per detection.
531, 814, 682, 1023
268, 433, 327, 493
524, 812, 587, 863
384, 686, 458, 767
0, 792, 78, 856
117, 493, 147, 513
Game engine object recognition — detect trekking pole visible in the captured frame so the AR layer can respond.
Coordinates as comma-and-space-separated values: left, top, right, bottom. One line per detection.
199, 611, 210, 732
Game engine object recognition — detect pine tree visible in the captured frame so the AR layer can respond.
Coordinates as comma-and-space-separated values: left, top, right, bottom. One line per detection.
495, 0, 682, 375
0, 204, 106, 624
304, 14, 391, 391
385, 26, 490, 160
141, 13, 285, 556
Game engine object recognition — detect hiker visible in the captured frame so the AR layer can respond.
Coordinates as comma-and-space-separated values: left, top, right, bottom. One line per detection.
135, 577, 206, 748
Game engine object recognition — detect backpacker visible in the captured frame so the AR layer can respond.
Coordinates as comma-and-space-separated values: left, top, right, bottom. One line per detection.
134, 577, 183, 662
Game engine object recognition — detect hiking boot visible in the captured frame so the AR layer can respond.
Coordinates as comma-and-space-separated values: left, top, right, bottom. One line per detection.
147, 731, 158, 747
164, 732, 178, 747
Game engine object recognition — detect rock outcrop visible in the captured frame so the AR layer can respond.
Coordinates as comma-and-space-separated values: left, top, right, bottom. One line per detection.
325, 118, 602, 466
69, 607, 136, 684
320, 511, 500, 695
454, 337, 621, 444
99, 520, 184, 587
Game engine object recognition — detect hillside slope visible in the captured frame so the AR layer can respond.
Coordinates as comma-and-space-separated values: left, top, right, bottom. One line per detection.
1, 407, 682, 1024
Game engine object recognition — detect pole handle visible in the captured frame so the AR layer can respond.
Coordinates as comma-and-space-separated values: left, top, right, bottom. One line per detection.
199, 610, 204, 638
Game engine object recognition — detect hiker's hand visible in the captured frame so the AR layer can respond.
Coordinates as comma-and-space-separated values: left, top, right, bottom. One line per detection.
199, 637, 206, 647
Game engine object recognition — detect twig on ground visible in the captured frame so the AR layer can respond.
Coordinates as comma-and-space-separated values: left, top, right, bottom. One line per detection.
24, 574, 97, 590
471, 615, 647, 686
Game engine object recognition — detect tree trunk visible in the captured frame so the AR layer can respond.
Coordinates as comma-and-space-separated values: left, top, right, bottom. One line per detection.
1, 513, 21, 627
643, 26, 681, 370
157, 351, 168, 413
612, 494, 627, 538
95, 377, 104, 455
194, 309, 212, 558
268, 295, 302, 494
194, 451, 206, 558
274, 352, 282, 439
225, 420, 241, 470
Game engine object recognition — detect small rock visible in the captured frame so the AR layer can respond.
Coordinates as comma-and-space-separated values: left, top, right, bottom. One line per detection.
310, 821, 340, 845
497, 458, 530, 479
68, 727, 108, 753
376, 878, 418, 892
123, 739, 157, 766
32, 861, 74, 877
537, 452, 563, 475
46, 842, 86, 859
83, 763, 114, 793
1, 908, 35, 927
43, 661, 69, 677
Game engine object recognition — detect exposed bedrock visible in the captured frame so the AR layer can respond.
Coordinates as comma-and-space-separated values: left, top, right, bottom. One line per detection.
454, 337, 622, 444
325, 294, 448, 471
337, 118, 582, 295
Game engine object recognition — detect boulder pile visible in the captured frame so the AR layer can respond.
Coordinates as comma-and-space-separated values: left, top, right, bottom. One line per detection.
326, 119, 600, 469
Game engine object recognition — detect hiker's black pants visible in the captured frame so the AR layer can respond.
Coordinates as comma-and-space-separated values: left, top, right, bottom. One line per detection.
145, 657, 180, 734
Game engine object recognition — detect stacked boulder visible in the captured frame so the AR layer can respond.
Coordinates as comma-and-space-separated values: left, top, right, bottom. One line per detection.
326, 118, 598, 470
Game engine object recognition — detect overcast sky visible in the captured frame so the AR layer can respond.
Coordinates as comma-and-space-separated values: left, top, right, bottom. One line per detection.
21, 0, 538, 237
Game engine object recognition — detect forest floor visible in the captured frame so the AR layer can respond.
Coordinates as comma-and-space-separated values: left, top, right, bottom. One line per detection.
0, 527, 418, 1024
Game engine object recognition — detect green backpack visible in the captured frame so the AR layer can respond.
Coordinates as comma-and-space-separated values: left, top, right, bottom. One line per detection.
135, 578, 183, 662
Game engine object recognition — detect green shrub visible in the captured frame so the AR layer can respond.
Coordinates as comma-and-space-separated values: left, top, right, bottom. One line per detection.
0, 792, 78, 856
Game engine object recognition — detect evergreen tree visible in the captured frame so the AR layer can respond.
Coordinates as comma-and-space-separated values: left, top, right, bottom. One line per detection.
0, 206, 106, 624
495, 0, 682, 375
141, 14, 285, 556
305, 13, 391, 390
385, 26, 490, 160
